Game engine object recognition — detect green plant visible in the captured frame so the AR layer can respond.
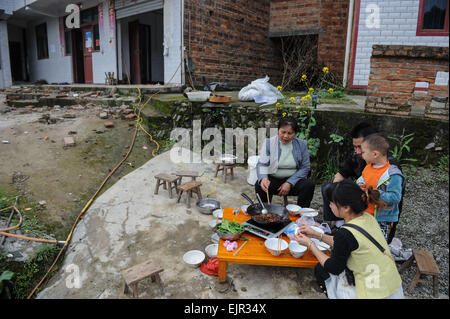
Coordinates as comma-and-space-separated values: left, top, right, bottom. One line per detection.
13, 244, 60, 299
438, 154, 449, 173
316, 157, 340, 182
295, 108, 320, 157
388, 129, 418, 166
0, 270, 14, 294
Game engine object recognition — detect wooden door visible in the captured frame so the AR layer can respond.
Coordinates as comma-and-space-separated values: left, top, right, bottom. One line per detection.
129, 20, 140, 84
82, 27, 94, 84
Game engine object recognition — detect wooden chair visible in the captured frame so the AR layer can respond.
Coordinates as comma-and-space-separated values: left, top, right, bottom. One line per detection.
399, 249, 440, 297
121, 259, 164, 298
154, 173, 179, 199
177, 181, 202, 208
214, 163, 235, 183
174, 170, 199, 185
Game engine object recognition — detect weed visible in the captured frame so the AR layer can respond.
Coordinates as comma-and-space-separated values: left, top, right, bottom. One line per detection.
388, 129, 418, 166
5, 244, 61, 299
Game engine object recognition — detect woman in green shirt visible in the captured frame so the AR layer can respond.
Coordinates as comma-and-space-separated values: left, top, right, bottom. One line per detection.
255, 116, 315, 207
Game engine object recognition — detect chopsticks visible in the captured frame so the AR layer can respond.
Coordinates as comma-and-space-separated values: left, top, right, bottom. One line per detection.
266, 189, 271, 205
233, 240, 249, 256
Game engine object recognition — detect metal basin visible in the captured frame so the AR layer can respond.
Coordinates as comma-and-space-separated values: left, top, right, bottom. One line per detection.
196, 198, 220, 215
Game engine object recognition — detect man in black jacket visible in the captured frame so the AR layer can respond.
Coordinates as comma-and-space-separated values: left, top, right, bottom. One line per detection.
321, 123, 404, 243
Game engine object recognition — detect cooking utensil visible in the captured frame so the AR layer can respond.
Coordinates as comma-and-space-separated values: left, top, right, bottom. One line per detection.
240, 193, 290, 225
255, 193, 268, 215
232, 240, 249, 256
196, 198, 220, 215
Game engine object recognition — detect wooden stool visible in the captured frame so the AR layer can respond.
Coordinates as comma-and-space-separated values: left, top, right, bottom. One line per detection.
399, 249, 440, 297
174, 170, 199, 185
121, 259, 164, 298
154, 173, 179, 198
177, 181, 202, 208
215, 163, 235, 183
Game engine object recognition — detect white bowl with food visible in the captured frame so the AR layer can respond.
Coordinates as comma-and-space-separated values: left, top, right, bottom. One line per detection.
183, 250, 205, 267
286, 204, 301, 216
298, 207, 318, 217
289, 241, 307, 258
264, 238, 288, 256
213, 209, 223, 219
205, 244, 218, 258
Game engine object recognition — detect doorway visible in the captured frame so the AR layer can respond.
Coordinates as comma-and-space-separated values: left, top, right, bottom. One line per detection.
71, 29, 85, 83
9, 41, 24, 82
129, 20, 152, 84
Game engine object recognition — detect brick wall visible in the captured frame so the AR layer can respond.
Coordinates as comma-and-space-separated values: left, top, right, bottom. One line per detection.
269, 0, 349, 80
352, 0, 449, 87
365, 45, 449, 121
269, 0, 321, 34
318, 0, 349, 79
184, 0, 283, 88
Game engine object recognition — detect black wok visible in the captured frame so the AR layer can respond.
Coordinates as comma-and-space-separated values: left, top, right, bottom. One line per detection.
241, 193, 290, 225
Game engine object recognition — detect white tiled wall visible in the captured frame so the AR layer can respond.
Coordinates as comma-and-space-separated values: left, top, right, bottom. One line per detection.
352, 0, 449, 87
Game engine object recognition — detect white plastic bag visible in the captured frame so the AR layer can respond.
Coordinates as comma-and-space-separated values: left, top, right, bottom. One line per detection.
295, 215, 319, 228
238, 76, 284, 106
325, 271, 357, 299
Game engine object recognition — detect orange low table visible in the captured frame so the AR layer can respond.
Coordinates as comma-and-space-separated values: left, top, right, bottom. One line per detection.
217, 207, 327, 282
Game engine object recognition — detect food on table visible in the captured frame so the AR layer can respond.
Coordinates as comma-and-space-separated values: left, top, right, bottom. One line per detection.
253, 213, 282, 223
216, 220, 244, 234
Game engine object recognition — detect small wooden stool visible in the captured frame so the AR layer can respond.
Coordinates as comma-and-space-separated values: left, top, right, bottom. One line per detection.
174, 170, 199, 185
215, 163, 235, 183
399, 249, 440, 297
121, 259, 164, 298
177, 181, 202, 208
154, 173, 179, 198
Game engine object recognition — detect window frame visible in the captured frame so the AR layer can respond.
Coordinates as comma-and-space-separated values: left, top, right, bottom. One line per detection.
416, 0, 449, 36
35, 22, 49, 60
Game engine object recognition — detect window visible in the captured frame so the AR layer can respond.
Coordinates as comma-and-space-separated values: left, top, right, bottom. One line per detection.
417, 0, 449, 36
35, 23, 49, 59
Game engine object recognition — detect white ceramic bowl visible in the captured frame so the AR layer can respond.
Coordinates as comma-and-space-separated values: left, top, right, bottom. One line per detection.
183, 250, 205, 267
213, 209, 223, 219
264, 238, 288, 256
240, 205, 249, 214
205, 244, 218, 258
186, 91, 211, 102
208, 219, 220, 228
299, 208, 318, 217
311, 238, 330, 252
286, 204, 301, 215
311, 226, 324, 234
289, 241, 307, 258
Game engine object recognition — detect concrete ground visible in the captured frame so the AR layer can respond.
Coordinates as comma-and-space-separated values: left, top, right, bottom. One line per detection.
36, 148, 326, 299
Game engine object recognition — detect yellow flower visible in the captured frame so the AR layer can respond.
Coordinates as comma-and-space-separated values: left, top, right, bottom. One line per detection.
328, 88, 334, 93
301, 75, 307, 81
282, 112, 287, 117
323, 67, 329, 74
289, 97, 295, 102
305, 94, 312, 100
308, 88, 314, 93
276, 86, 282, 91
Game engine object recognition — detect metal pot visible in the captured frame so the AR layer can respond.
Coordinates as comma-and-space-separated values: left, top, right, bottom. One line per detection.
196, 198, 220, 215
241, 193, 290, 225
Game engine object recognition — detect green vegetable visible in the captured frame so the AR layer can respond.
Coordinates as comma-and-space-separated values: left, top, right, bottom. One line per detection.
217, 220, 244, 234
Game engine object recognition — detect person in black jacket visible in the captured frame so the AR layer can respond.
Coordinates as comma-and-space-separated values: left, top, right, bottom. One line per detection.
321, 123, 404, 243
